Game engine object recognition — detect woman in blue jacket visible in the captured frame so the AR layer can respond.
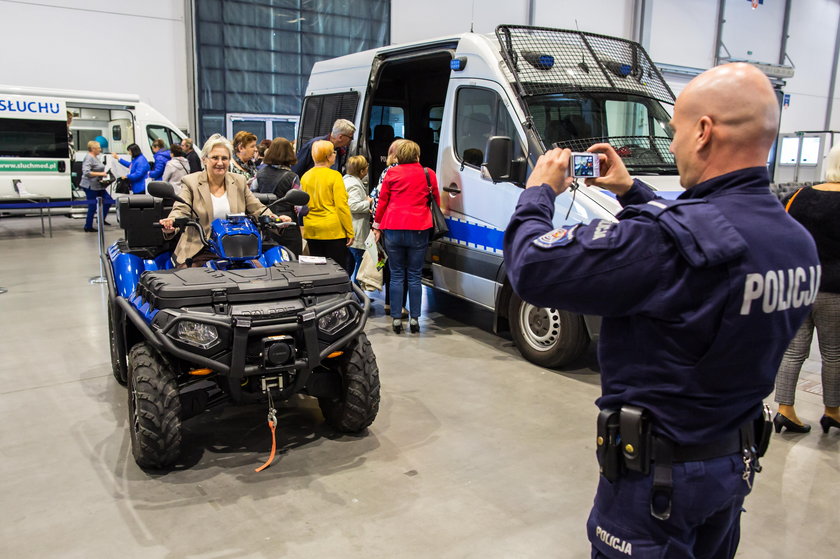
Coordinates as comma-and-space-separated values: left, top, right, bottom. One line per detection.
111, 143, 150, 194
148, 138, 171, 180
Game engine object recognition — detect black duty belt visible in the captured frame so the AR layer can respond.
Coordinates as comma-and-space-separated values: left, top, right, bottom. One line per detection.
596, 404, 773, 521
669, 432, 743, 462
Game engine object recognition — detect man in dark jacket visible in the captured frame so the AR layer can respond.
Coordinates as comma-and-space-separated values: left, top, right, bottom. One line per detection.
504, 63, 820, 558
181, 137, 202, 173
292, 118, 355, 176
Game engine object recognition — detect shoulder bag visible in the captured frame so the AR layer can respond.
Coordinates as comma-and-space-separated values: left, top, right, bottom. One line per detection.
424, 167, 448, 241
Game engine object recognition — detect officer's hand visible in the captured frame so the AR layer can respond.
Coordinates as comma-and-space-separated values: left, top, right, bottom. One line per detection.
526, 148, 574, 195
276, 215, 292, 223
585, 143, 634, 196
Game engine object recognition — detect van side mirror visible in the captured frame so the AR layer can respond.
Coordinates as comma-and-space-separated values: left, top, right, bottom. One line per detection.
483, 136, 527, 186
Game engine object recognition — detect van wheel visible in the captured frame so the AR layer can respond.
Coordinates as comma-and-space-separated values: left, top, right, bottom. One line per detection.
318, 333, 380, 433
508, 292, 589, 368
127, 343, 182, 469
109, 304, 128, 386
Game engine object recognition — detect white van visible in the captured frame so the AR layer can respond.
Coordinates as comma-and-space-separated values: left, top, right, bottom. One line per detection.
0, 85, 185, 198
298, 25, 681, 367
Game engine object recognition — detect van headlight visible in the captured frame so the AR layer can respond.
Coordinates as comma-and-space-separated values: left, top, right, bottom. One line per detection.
176, 321, 220, 349
318, 307, 351, 335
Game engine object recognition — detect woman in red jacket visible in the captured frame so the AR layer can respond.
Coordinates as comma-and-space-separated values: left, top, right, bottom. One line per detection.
373, 140, 441, 334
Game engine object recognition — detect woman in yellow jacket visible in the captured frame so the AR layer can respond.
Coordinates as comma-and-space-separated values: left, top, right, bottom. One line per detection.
300, 140, 355, 273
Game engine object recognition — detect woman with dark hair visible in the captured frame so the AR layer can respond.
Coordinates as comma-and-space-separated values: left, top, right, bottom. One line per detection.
111, 143, 150, 194
372, 140, 440, 334
149, 138, 171, 180
162, 143, 191, 193
774, 143, 840, 434
256, 137, 303, 255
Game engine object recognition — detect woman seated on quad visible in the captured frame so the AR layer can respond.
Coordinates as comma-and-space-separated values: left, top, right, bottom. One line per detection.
159, 134, 291, 268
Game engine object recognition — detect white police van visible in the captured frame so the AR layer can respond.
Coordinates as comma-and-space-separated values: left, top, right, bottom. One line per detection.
298, 25, 681, 367
0, 85, 184, 198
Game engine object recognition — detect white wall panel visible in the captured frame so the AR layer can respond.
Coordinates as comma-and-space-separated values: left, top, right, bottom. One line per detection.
533, 0, 634, 39
648, 0, 717, 69
0, 0, 189, 130
720, 0, 785, 64
778, 0, 840, 133
390, 0, 527, 44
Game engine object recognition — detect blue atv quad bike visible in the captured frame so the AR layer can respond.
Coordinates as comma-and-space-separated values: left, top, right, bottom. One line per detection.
103, 181, 380, 470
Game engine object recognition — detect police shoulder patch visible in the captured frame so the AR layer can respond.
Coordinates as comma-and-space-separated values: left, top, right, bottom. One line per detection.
533, 225, 578, 249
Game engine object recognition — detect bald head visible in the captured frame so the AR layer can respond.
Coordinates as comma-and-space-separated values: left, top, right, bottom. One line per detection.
670, 63, 780, 187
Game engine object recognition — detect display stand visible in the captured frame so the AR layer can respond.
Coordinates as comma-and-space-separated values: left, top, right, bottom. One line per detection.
89, 196, 108, 285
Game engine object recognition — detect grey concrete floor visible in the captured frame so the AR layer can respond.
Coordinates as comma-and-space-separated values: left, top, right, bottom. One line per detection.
0, 215, 838, 559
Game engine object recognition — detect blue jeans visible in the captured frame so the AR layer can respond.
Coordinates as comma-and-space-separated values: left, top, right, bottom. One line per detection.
84, 188, 114, 229
348, 247, 365, 284
383, 229, 428, 319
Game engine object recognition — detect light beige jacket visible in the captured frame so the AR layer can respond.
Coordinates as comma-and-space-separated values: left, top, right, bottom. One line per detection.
166, 171, 271, 265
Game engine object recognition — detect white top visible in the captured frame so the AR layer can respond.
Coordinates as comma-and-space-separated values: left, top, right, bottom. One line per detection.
211, 191, 231, 221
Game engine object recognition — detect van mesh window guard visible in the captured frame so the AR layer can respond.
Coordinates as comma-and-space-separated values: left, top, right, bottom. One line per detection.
496, 25, 675, 106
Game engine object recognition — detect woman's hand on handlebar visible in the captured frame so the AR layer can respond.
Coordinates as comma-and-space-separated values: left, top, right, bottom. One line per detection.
159, 218, 175, 233
276, 215, 292, 223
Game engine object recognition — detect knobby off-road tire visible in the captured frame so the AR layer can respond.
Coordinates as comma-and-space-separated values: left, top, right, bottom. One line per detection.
109, 305, 128, 386
319, 333, 381, 433
508, 292, 589, 369
127, 343, 182, 469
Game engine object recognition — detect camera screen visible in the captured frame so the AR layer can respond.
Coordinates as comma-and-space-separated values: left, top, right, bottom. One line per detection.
573, 154, 595, 177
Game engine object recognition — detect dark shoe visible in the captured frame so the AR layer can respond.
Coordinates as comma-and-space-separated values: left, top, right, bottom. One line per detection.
409, 318, 419, 334
773, 412, 811, 433
83, 227, 96, 233
103, 220, 112, 226
392, 319, 402, 334
819, 415, 840, 434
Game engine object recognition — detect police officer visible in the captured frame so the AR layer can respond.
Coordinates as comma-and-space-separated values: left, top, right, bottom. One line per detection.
504, 63, 820, 558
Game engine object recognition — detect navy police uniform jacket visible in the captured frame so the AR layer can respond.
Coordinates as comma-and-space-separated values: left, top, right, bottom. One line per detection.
504, 167, 820, 445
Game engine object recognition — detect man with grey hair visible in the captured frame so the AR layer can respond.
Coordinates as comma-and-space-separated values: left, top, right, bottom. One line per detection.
181, 137, 203, 173
292, 118, 356, 176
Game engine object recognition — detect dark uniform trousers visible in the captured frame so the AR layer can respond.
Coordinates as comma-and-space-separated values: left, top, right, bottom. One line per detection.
503, 168, 820, 559
589, 455, 753, 558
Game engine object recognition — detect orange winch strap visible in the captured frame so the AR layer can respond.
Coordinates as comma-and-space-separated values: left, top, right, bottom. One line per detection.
254, 420, 277, 472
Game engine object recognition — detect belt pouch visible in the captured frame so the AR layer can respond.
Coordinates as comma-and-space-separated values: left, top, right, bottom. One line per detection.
596, 408, 621, 482
620, 405, 651, 475
753, 403, 772, 458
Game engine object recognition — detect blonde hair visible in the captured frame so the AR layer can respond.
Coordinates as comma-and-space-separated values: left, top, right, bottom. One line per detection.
312, 140, 335, 164
200, 134, 233, 160
824, 144, 840, 183
86, 140, 100, 151
386, 139, 407, 166
395, 140, 421, 164
346, 155, 368, 177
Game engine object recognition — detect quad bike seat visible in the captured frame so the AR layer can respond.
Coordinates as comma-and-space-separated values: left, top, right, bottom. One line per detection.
116, 194, 176, 258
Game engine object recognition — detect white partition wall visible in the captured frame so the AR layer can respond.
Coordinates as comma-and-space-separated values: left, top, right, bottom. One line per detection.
0, 1, 190, 131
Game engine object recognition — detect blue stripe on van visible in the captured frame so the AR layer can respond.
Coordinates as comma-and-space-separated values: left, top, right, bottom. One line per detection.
444, 217, 505, 253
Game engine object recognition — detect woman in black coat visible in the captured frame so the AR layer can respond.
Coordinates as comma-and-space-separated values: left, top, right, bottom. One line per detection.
256, 137, 303, 255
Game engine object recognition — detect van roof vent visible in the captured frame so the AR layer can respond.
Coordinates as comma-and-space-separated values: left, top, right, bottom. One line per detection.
496, 25, 675, 105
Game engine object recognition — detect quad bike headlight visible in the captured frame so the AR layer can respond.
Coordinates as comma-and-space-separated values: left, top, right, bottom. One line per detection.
176, 321, 220, 349
318, 307, 351, 335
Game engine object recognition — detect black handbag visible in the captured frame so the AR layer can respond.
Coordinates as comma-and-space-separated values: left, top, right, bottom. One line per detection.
424, 167, 448, 241
114, 177, 131, 194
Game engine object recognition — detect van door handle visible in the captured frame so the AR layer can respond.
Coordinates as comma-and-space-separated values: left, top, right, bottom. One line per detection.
443, 184, 461, 194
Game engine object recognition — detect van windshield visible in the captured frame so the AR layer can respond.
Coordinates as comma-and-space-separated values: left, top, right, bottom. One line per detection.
0, 118, 69, 159
526, 93, 677, 174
